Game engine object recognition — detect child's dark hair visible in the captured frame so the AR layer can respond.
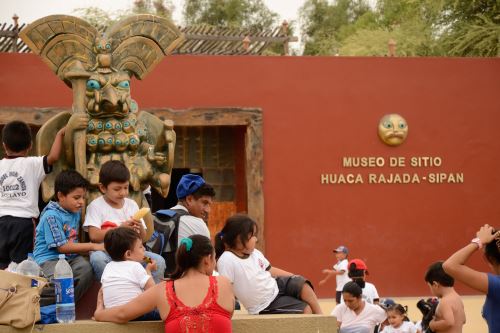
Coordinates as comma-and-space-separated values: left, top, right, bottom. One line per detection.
170, 235, 214, 280
191, 183, 216, 199
2, 121, 32, 153
425, 261, 454, 287
54, 170, 89, 198
104, 227, 141, 261
99, 160, 130, 187
342, 281, 362, 298
387, 304, 410, 322
215, 214, 258, 259
484, 228, 500, 266
348, 267, 365, 279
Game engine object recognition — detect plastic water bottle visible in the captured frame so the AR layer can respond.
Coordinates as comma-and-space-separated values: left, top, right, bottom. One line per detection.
16, 253, 41, 287
54, 254, 75, 323
6, 261, 18, 273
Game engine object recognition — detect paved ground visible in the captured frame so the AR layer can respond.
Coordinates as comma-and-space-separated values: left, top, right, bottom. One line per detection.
234, 295, 487, 332
318, 295, 487, 333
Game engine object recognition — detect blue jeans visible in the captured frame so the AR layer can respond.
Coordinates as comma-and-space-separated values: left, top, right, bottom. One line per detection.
90, 250, 166, 283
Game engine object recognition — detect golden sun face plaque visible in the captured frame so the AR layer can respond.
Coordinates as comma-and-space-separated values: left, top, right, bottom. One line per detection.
378, 114, 408, 146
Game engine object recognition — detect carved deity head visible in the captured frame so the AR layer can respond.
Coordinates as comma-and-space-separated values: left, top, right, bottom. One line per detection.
85, 71, 136, 118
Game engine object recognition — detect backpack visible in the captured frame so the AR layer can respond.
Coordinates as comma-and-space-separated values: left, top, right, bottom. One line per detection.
145, 209, 189, 274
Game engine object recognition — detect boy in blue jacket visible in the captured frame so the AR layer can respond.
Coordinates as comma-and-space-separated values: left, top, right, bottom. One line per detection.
34, 170, 104, 302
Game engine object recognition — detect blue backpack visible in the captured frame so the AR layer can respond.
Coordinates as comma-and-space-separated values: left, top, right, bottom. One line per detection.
146, 209, 188, 274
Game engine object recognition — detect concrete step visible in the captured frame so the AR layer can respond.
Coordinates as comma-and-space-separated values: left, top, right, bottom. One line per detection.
0, 314, 336, 333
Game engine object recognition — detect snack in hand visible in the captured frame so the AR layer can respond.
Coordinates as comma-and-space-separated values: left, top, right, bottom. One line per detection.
143, 256, 152, 264
133, 207, 150, 220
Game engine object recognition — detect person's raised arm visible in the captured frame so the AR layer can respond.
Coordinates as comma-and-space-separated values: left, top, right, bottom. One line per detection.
63, 113, 88, 165
46, 128, 65, 166
143, 260, 157, 290
143, 277, 155, 291
442, 224, 497, 294
126, 217, 147, 242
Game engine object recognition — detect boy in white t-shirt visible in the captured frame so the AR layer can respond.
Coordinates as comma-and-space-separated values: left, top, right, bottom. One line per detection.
0, 118, 85, 268
319, 245, 350, 303
101, 227, 160, 321
83, 160, 165, 282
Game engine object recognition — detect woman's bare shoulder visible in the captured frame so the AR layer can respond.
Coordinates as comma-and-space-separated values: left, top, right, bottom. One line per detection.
216, 275, 232, 286
216, 276, 234, 296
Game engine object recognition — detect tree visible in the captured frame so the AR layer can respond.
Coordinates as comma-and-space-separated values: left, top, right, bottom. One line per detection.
300, 0, 375, 55
299, 0, 499, 57
341, 0, 443, 56
72, 7, 116, 28
183, 0, 278, 30
439, 0, 500, 56
442, 15, 499, 57
132, 0, 174, 19
74, 0, 174, 28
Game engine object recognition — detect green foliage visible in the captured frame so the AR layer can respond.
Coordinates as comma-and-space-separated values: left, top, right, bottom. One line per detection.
72, 7, 116, 28
183, 0, 278, 30
73, 0, 174, 29
440, 0, 500, 57
132, 0, 174, 19
300, 0, 499, 57
442, 14, 500, 57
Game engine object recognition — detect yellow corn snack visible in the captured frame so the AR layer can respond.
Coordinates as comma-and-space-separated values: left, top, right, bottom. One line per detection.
133, 207, 150, 220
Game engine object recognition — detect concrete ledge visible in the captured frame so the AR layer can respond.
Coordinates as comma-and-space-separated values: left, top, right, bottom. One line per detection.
0, 314, 336, 333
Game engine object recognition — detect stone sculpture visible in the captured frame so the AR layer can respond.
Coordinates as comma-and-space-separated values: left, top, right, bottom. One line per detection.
20, 15, 184, 236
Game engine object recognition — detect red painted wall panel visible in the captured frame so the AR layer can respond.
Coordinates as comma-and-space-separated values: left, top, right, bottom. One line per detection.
1, 53, 499, 297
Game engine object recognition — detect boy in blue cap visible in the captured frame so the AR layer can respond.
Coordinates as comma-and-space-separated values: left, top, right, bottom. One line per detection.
169, 174, 216, 245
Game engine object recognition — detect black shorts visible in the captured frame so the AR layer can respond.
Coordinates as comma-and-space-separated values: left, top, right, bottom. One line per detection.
259, 275, 309, 314
0, 216, 35, 268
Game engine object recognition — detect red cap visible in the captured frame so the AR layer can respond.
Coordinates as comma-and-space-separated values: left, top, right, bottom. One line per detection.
349, 259, 368, 271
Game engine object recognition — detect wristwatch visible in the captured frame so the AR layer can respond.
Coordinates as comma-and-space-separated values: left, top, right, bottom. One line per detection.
471, 237, 483, 249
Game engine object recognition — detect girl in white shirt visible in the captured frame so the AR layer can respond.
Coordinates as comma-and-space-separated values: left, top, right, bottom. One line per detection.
380, 304, 419, 333
215, 214, 323, 315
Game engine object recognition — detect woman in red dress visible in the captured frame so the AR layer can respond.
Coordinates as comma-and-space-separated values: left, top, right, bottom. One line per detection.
94, 235, 234, 333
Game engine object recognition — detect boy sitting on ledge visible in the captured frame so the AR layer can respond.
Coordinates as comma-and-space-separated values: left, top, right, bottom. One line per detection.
83, 160, 165, 282
34, 170, 103, 303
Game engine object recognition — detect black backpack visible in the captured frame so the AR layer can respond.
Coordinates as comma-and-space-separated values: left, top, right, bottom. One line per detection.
145, 209, 189, 274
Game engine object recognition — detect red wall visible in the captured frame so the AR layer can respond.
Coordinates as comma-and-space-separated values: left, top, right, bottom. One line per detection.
1, 53, 500, 297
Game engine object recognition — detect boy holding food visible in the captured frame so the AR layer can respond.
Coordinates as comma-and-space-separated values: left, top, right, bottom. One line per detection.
83, 160, 165, 282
